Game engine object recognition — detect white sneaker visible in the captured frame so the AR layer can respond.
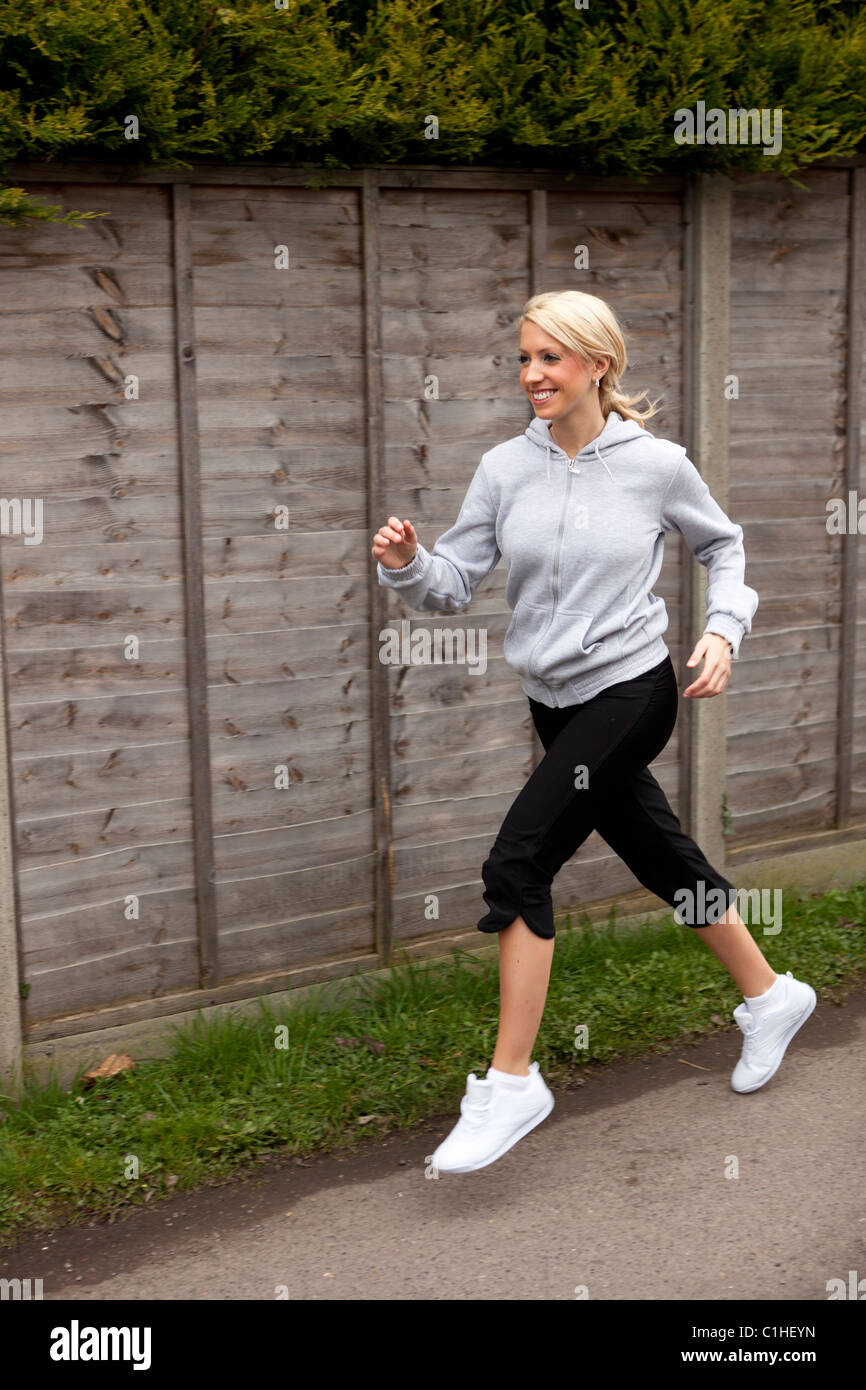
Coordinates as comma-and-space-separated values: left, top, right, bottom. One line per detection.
731, 971, 817, 1093
429, 1062, 554, 1174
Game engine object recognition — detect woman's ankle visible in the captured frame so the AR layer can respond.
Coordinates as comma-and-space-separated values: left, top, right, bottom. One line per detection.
489, 1058, 531, 1077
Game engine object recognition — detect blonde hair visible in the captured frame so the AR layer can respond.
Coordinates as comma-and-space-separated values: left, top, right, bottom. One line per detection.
518, 290, 661, 426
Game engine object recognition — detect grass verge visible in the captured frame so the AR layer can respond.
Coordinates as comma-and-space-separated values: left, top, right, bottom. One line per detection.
1, 880, 864, 1246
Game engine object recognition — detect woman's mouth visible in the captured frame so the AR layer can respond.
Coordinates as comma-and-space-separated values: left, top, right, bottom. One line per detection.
530, 389, 557, 403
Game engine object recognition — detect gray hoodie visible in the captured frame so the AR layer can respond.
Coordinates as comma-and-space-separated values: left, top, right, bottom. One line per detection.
377, 410, 758, 707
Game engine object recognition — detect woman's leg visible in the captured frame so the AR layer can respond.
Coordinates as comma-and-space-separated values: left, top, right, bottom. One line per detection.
480, 664, 676, 1075
490, 914, 556, 1076
486, 857, 777, 1082
589, 763, 778, 995
485, 698, 583, 1076
693, 906, 777, 997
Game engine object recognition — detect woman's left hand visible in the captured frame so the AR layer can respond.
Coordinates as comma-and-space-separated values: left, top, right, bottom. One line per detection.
683, 633, 732, 698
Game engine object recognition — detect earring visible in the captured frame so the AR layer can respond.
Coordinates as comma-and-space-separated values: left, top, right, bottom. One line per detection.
595, 378, 600, 387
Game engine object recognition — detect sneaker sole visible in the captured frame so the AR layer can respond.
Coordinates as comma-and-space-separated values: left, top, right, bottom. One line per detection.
732, 985, 817, 1093
434, 1090, 555, 1174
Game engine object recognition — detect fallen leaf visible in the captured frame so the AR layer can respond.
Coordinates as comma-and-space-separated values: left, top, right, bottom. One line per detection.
81, 1053, 136, 1089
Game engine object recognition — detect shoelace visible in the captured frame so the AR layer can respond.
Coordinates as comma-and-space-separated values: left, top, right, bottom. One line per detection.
740, 1021, 762, 1056
459, 1089, 493, 1129
741, 972, 793, 1054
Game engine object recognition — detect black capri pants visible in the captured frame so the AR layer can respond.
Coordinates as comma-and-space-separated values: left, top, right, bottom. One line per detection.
477, 654, 736, 940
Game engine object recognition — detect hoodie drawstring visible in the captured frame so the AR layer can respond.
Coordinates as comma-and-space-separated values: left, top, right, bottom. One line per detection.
595, 439, 615, 482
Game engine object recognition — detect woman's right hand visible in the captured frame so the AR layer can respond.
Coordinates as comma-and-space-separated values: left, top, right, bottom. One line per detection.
372, 516, 418, 570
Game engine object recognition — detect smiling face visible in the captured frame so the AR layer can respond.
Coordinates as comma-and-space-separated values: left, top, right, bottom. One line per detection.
519, 320, 610, 422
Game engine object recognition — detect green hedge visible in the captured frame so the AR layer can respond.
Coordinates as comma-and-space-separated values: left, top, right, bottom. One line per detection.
1, 0, 865, 224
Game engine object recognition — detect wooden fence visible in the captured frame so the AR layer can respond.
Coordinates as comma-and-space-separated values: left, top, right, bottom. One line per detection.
0, 158, 863, 1060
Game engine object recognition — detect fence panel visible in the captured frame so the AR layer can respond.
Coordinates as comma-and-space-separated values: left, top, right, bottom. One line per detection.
0, 182, 200, 1024
728, 169, 854, 842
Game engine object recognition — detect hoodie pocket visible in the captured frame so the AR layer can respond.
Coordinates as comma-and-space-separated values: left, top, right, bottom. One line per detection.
504, 602, 603, 680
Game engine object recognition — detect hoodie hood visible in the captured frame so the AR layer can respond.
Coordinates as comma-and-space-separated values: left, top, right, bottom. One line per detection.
525, 410, 647, 484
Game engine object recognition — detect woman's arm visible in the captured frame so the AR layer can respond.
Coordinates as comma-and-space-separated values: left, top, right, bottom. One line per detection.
377, 459, 501, 612
660, 454, 758, 659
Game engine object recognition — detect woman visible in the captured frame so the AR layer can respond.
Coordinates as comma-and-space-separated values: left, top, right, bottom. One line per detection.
371, 290, 816, 1176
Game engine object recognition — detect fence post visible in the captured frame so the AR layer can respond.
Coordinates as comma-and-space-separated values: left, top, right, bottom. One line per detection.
836, 166, 865, 827
361, 171, 395, 968
0, 563, 23, 1095
171, 183, 219, 987
684, 172, 732, 870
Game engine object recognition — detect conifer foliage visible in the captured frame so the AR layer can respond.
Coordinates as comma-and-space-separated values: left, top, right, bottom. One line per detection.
0, 0, 864, 223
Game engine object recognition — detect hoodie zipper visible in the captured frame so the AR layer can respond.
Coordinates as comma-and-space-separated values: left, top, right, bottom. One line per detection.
528, 450, 579, 678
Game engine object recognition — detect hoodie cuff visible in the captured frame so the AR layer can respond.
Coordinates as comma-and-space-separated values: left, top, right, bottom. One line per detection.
704, 615, 745, 660
377, 546, 429, 587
